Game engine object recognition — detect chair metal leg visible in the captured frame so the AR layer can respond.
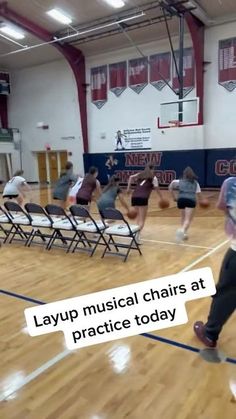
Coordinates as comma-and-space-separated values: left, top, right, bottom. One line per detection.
46, 230, 57, 250
66, 232, 78, 253
25, 229, 34, 246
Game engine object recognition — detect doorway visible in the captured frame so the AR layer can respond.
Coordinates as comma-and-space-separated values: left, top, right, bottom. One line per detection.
36, 151, 68, 184
0, 153, 11, 182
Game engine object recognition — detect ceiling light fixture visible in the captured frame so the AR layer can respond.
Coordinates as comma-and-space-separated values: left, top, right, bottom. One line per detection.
46, 8, 72, 25
0, 11, 145, 57
0, 25, 25, 40
105, 0, 125, 8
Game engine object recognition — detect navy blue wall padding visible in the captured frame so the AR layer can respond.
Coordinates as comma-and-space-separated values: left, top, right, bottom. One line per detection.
206, 148, 236, 187
83, 148, 236, 187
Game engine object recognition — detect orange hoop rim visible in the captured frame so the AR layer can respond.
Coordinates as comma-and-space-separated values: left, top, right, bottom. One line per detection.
168, 120, 181, 127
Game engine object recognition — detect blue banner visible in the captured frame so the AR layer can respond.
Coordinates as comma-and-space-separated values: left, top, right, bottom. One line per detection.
206, 148, 236, 187
83, 150, 205, 186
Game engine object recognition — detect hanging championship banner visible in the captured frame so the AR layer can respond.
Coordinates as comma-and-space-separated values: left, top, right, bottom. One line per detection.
109, 61, 127, 97
150, 52, 171, 91
172, 47, 195, 96
0, 72, 10, 95
128, 58, 148, 94
90, 66, 107, 109
219, 37, 236, 91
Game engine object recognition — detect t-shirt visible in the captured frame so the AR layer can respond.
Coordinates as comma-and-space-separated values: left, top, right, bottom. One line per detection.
169, 179, 201, 202
53, 171, 77, 200
77, 175, 97, 202
3, 176, 26, 196
68, 177, 84, 198
97, 186, 121, 211
217, 177, 236, 249
132, 176, 159, 200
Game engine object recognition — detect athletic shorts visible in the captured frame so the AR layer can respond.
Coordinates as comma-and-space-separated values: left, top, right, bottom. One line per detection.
3, 194, 18, 199
76, 197, 89, 206
177, 198, 196, 209
131, 197, 148, 207
53, 196, 65, 201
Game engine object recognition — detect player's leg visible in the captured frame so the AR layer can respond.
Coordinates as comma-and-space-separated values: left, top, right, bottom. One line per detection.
136, 205, 148, 244
176, 200, 195, 242
17, 193, 24, 207
53, 198, 66, 209
182, 207, 195, 233
176, 199, 185, 242
194, 248, 236, 346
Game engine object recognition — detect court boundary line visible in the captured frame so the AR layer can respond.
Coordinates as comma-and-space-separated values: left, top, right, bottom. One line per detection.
1, 237, 234, 402
142, 238, 213, 250
0, 350, 70, 402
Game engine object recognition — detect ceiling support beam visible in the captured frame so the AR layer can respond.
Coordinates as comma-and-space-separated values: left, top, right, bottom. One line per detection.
160, 1, 204, 125
185, 12, 204, 125
0, 1, 89, 152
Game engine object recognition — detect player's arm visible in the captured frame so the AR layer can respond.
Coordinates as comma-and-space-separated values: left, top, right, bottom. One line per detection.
20, 181, 31, 194
91, 180, 102, 201
195, 182, 203, 203
20, 181, 33, 202
127, 173, 139, 193
168, 180, 179, 201
216, 180, 227, 211
70, 174, 78, 186
95, 179, 102, 197
153, 176, 163, 199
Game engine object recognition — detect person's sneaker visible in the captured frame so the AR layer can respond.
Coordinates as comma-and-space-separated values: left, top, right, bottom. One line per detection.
193, 321, 217, 348
183, 233, 188, 240
176, 228, 184, 243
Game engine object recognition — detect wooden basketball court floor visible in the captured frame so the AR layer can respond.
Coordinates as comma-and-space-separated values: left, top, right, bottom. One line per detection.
0, 187, 235, 419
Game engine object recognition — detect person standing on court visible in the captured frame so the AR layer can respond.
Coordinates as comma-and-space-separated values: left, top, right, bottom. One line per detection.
194, 176, 236, 348
76, 166, 101, 208
53, 161, 77, 209
126, 164, 163, 244
3, 170, 32, 206
168, 167, 202, 242
97, 175, 129, 214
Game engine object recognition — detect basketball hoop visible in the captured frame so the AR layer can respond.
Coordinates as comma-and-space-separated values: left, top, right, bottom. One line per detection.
168, 120, 181, 127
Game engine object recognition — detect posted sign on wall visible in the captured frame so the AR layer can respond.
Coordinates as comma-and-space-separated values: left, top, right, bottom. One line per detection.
114, 128, 151, 151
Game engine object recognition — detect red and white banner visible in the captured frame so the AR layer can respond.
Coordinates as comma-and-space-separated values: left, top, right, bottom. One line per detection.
128, 57, 148, 94
109, 61, 127, 97
150, 52, 171, 91
219, 37, 236, 91
0, 72, 10, 95
91, 66, 107, 109
172, 47, 195, 96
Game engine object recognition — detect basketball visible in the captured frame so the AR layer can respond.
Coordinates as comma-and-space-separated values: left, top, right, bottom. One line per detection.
199, 199, 210, 208
127, 207, 138, 220
159, 199, 170, 209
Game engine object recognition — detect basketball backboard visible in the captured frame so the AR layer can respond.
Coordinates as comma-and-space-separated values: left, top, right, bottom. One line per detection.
157, 97, 199, 128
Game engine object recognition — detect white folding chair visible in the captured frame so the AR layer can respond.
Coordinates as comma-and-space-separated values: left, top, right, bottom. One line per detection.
100, 208, 142, 262
4, 201, 32, 245
0, 205, 12, 243
69, 205, 109, 256
45, 204, 81, 252
25, 203, 53, 248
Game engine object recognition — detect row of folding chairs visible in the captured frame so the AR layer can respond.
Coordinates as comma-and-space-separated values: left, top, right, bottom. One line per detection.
0, 201, 142, 262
